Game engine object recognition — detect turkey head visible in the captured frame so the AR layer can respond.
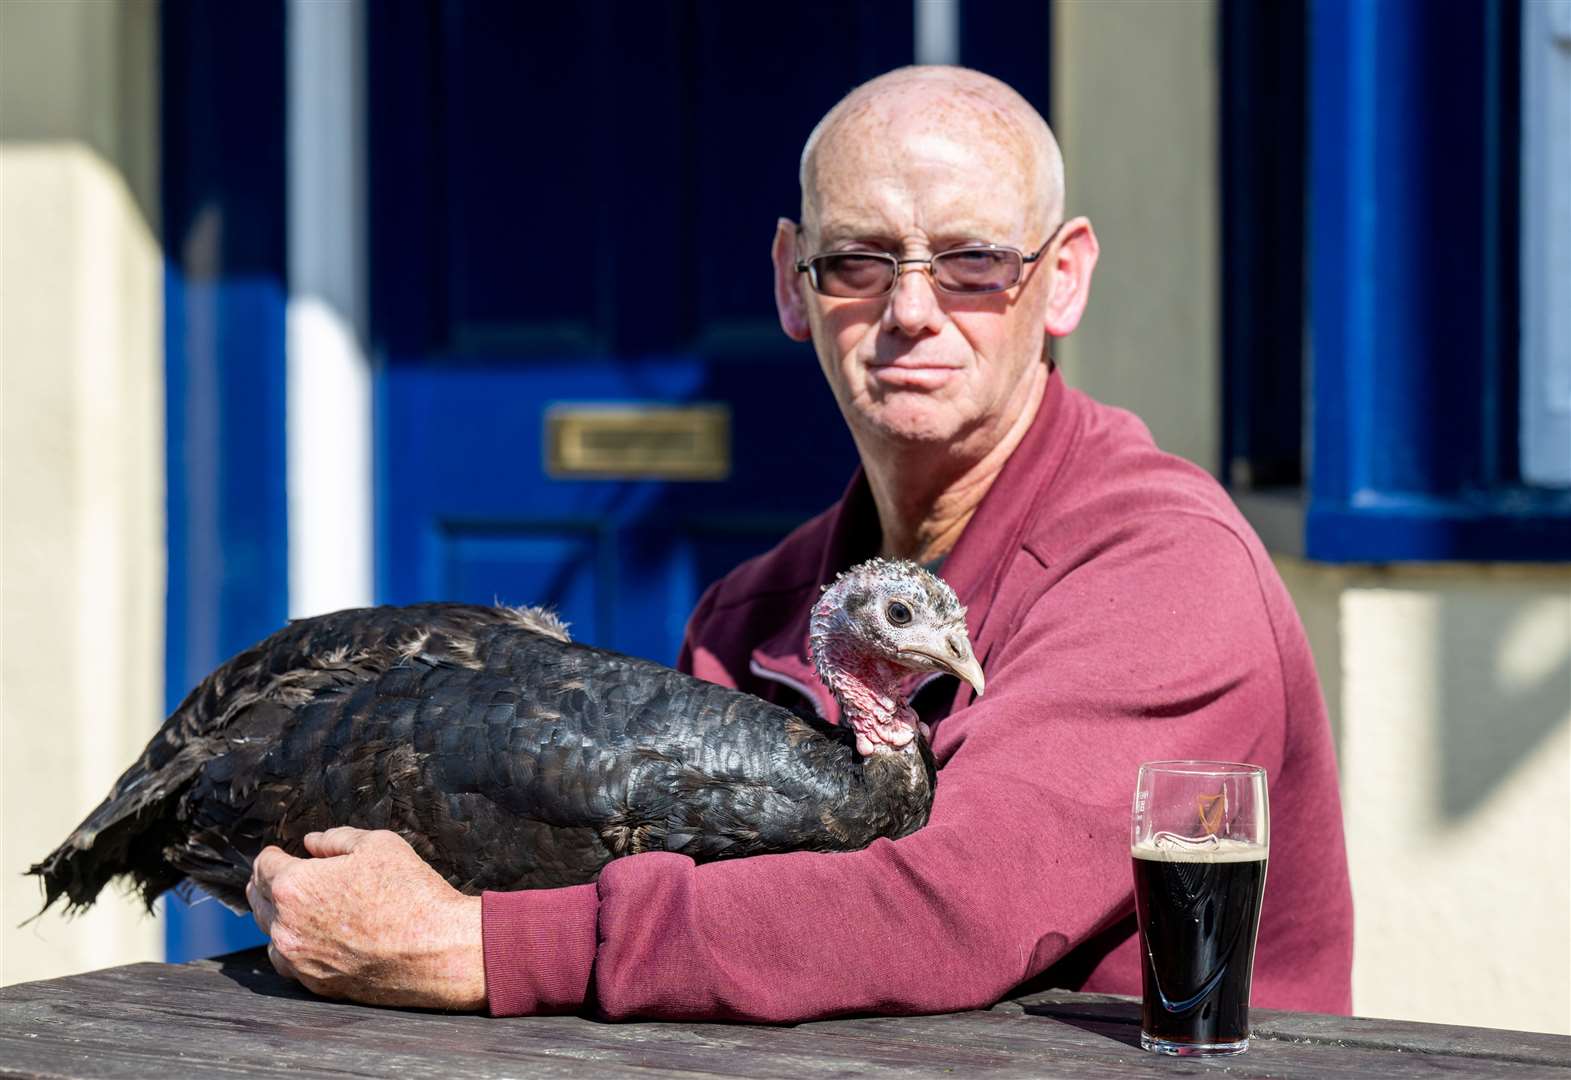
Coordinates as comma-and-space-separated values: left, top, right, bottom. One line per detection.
810, 558, 984, 758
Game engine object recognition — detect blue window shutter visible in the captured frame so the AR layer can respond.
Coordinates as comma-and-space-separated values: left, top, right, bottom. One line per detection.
1295, 0, 1570, 561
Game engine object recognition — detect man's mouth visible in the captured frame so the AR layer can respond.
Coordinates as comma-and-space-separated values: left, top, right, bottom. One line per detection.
866, 356, 964, 371
866, 360, 962, 389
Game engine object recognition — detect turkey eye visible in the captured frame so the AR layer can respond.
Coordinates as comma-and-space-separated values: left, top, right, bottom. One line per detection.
886, 600, 913, 626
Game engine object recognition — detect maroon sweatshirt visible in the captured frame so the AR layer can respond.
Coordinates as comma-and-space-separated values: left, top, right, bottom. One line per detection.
482, 370, 1354, 1020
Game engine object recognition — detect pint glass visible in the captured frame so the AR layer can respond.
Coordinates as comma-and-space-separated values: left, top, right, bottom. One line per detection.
1130, 761, 1268, 1056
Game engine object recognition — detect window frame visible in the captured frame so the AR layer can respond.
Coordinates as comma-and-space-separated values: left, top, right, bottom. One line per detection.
1222, 0, 1570, 563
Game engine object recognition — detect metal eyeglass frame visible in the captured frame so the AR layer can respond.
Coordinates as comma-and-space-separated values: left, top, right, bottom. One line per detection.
794, 221, 1066, 298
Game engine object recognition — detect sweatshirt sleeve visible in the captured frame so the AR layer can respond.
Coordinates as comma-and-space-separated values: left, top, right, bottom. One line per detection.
483, 514, 1297, 1020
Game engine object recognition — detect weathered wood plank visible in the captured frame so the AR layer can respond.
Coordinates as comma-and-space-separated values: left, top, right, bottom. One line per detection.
1009, 989, 1571, 1068
2, 953, 1567, 1080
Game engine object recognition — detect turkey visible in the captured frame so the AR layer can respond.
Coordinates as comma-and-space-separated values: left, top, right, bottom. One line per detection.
30, 558, 983, 916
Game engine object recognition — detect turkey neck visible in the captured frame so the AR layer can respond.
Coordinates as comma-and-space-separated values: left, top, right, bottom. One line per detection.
818, 644, 918, 758
808, 610, 921, 760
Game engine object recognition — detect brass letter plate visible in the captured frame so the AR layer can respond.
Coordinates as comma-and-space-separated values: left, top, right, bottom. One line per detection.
545, 404, 731, 480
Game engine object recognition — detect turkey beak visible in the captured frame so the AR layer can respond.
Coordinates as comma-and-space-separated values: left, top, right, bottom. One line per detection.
945, 648, 985, 697
905, 631, 985, 697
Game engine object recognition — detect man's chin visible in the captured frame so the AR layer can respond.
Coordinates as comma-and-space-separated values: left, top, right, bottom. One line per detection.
857, 400, 969, 445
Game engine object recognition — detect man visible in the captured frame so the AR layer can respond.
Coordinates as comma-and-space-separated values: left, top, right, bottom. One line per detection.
248, 66, 1354, 1019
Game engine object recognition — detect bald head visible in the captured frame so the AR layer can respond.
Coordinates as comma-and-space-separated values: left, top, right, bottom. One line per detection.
798, 66, 1065, 235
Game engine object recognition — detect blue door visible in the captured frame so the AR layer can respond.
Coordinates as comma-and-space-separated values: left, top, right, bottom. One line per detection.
369, 4, 917, 657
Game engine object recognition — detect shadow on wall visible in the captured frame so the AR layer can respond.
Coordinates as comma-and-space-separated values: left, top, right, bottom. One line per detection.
1274, 559, 1569, 823
0, 0, 160, 236
1435, 579, 1570, 820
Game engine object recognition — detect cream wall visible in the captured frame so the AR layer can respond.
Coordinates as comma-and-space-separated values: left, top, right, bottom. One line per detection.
1280, 561, 1571, 1035
1053, 0, 1571, 1036
1051, 0, 1219, 473
1, 0, 165, 984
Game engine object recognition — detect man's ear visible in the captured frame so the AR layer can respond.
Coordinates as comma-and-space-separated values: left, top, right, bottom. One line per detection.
772, 219, 812, 342
1042, 216, 1099, 338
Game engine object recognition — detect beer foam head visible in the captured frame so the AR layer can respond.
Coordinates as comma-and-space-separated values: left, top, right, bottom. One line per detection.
1132, 833, 1267, 863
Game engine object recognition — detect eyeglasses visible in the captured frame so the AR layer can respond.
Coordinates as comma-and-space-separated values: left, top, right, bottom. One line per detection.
795, 224, 1064, 299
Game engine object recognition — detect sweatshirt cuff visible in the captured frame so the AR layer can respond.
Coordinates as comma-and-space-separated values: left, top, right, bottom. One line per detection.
482, 883, 599, 1016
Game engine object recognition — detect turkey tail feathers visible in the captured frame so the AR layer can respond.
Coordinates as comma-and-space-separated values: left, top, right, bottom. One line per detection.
25, 714, 215, 920
25, 603, 570, 921
25, 776, 189, 921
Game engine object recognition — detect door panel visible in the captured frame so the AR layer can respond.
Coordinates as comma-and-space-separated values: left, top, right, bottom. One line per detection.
440, 529, 603, 634
370, 2, 1055, 664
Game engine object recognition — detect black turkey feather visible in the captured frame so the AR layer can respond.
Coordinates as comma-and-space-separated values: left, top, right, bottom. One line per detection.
30, 559, 983, 916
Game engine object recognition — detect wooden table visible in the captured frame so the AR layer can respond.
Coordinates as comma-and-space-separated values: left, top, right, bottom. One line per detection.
3, 949, 1567, 1078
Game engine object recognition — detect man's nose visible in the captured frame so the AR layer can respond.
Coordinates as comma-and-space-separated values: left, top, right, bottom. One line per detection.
883, 266, 946, 337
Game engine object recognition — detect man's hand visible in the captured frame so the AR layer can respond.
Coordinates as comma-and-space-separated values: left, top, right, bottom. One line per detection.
246, 827, 486, 1011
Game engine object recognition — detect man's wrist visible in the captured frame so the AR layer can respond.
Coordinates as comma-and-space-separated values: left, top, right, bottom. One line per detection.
445, 893, 487, 1011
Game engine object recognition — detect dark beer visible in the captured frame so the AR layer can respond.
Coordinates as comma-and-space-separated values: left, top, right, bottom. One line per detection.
1131, 841, 1268, 1051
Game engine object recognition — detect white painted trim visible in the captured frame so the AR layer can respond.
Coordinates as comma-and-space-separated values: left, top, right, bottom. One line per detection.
286, 0, 374, 616
749, 658, 828, 720
1520, 0, 1571, 487
915, 0, 959, 66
